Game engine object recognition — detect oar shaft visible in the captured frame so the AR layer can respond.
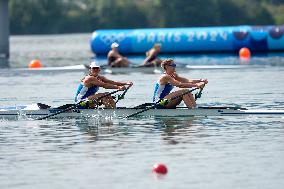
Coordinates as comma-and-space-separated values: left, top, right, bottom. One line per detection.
115, 85, 131, 104
36, 105, 76, 120
126, 104, 156, 118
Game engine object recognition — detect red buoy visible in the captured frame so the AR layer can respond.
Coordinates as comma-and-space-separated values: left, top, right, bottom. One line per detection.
152, 163, 168, 174
239, 47, 251, 60
29, 59, 42, 69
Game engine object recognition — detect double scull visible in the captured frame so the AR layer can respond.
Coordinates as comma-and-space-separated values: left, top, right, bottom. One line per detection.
0, 104, 283, 120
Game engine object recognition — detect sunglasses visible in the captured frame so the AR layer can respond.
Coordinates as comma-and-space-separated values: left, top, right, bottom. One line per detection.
90, 67, 100, 70
168, 63, 176, 68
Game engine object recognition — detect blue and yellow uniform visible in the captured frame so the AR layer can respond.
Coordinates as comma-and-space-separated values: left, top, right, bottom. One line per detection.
153, 79, 174, 102
75, 83, 99, 103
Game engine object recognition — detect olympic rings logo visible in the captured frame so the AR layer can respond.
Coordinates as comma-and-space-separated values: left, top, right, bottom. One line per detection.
99, 33, 126, 46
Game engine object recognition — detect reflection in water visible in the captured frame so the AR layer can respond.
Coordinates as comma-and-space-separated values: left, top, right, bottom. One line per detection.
62, 116, 201, 146
74, 117, 114, 140
154, 117, 198, 145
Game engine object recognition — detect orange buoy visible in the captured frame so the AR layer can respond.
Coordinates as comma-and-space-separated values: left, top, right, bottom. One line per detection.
239, 47, 251, 60
152, 163, 168, 174
29, 59, 42, 68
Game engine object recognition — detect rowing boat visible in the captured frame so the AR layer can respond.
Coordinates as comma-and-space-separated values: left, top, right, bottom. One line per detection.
0, 64, 262, 75
1, 104, 283, 120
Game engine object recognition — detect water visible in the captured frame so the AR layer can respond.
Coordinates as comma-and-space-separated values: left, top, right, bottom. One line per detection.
1, 34, 284, 189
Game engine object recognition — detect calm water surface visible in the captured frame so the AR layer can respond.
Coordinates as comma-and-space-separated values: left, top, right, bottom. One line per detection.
0, 34, 284, 189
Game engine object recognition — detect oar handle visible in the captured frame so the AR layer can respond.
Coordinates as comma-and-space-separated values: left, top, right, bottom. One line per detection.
115, 84, 132, 104
195, 87, 204, 99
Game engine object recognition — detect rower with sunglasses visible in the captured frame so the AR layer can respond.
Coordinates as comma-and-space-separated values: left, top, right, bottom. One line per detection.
153, 59, 208, 109
75, 61, 133, 109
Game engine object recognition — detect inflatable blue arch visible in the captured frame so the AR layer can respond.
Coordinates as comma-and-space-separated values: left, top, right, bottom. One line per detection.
91, 25, 284, 54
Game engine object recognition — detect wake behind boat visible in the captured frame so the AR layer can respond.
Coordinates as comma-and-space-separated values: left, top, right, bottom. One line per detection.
0, 103, 283, 120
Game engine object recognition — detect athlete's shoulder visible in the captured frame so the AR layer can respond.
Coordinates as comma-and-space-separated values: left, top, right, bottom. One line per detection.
158, 74, 170, 83
107, 50, 114, 55
84, 75, 97, 82
160, 73, 171, 79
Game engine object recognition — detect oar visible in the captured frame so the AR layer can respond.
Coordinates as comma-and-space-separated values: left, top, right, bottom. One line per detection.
195, 85, 204, 99
115, 85, 131, 104
36, 89, 122, 120
126, 87, 200, 118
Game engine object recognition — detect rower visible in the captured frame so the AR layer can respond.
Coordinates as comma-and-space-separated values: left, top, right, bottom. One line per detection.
75, 61, 133, 108
107, 42, 130, 67
142, 43, 162, 67
153, 59, 208, 109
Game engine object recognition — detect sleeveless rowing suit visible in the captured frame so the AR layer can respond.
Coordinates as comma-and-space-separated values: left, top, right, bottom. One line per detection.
147, 52, 158, 63
75, 83, 99, 103
148, 54, 157, 62
153, 74, 174, 102
108, 56, 118, 66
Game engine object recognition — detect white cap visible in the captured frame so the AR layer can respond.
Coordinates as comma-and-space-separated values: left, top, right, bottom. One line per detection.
90, 61, 100, 68
111, 42, 119, 48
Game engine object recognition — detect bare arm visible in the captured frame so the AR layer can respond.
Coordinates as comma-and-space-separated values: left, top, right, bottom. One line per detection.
99, 76, 132, 86
174, 73, 208, 84
172, 73, 190, 82
84, 76, 120, 89
107, 51, 113, 65
160, 75, 198, 88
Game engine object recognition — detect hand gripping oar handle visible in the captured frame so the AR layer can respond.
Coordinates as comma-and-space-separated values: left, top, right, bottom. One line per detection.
126, 87, 199, 118
36, 88, 123, 120
195, 85, 204, 100
115, 85, 131, 104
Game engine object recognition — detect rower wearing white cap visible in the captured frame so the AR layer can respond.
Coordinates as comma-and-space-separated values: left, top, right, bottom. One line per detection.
107, 42, 130, 67
75, 61, 133, 108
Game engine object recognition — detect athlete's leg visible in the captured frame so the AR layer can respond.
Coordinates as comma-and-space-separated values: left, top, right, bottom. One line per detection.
102, 96, 116, 108
88, 93, 116, 108
164, 89, 197, 109
163, 89, 188, 108
121, 58, 129, 67
87, 93, 106, 108
111, 58, 129, 67
182, 93, 196, 109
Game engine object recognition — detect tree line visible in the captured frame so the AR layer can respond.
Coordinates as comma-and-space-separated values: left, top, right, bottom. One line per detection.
9, 0, 284, 35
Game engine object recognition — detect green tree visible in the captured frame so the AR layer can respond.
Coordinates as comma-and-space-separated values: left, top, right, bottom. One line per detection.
9, 0, 65, 34
8, 0, 281, 34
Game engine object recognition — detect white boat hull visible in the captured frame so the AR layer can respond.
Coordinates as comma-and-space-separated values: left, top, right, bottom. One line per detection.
1, 106, 284, 120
